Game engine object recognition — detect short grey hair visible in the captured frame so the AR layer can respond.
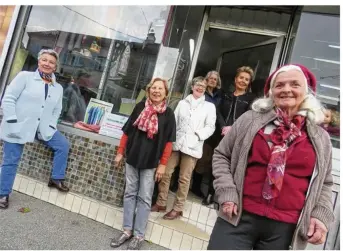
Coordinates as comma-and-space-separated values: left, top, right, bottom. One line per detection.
191, 76, 205, 86
38, 49, 59, 67
205, 71, 222, 89
252, 65, 325, 124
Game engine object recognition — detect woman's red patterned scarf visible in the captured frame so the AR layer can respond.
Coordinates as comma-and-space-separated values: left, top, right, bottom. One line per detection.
262, 108, 305, 200
133, 98, 167, 139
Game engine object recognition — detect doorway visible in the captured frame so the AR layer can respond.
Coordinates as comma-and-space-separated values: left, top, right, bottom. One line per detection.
193, 28, 284, 98
185, 27, 284, 202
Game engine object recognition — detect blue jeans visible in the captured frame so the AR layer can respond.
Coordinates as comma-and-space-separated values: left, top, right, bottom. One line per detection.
123, 163, 156, 237
0, 131, 69, 196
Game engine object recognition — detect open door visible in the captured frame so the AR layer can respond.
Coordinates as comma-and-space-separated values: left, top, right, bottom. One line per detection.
217, 37, 284, 97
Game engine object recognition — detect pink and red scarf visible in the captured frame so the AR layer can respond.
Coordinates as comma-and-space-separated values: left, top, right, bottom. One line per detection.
262, 108, 305, 200
133, 99, 167, 139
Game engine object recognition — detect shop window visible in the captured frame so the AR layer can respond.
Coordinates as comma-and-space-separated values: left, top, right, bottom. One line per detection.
6, 5, 170, 124
151, 6, 206, 110
290, 11, 340, 148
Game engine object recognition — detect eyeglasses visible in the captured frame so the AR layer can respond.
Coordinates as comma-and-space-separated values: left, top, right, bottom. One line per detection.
195, 83, 206, 89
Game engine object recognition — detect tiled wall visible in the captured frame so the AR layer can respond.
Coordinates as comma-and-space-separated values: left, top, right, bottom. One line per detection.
0, 122, 126, 207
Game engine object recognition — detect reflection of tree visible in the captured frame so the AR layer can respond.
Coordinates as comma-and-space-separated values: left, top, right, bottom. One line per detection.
109, 42, 127, 78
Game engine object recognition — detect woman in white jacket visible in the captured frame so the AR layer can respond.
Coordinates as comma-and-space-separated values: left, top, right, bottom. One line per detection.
151, 76, 216, 220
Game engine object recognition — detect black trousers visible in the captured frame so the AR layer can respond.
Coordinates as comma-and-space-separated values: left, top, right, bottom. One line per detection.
208, 211, 296, 250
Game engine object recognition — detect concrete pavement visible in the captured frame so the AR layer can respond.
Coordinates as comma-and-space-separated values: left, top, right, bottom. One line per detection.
0, 192, 167, 250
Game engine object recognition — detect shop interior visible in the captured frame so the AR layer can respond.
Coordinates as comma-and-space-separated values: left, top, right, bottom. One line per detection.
193, 28, 277, 98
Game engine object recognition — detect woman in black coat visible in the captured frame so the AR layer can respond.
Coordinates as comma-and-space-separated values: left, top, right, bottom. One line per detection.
203, 66, 256, 205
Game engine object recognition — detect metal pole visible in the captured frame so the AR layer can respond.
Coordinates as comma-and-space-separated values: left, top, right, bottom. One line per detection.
279, 6, 300, 65
167, 47, 183, 104
96, 38, 115, 99
130, 53, 145, 101
182, 6, 209, 98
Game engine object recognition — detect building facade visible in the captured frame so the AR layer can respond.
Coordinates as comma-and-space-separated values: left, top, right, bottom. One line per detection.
0, 5, 340, 250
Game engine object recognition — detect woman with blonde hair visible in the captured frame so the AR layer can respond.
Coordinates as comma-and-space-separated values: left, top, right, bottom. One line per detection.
209, 64, 333, 250
110, 78, 176, 250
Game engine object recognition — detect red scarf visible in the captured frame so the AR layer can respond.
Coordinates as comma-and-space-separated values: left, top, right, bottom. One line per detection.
133, 99, 167, 139
262, 108, 305, 200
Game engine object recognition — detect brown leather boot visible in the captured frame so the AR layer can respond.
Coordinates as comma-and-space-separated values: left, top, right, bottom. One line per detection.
151, 204, 167, 212
163, 209, 183, 220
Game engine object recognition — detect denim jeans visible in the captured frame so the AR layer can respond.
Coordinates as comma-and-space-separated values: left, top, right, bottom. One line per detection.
0, 130, 70, 196
123, 163, 156, 237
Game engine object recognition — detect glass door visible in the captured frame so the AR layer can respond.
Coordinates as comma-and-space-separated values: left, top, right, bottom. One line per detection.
217, 37, 284, 97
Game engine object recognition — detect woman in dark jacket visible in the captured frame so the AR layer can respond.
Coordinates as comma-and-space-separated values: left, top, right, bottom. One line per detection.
203, 66, 256, 205
204, 70, 223, 106
217, 66, 256, 135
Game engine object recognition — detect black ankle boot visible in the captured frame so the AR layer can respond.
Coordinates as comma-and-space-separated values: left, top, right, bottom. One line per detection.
202, 193, 214, 206
0, 195, 9, 209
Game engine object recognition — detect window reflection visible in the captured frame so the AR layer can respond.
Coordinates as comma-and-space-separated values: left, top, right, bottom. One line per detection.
290, 12, 340, 148
8, 5, 170, 124
152, 6, 205, 110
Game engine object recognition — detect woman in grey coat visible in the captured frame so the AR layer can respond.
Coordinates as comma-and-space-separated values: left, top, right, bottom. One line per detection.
209, 64, 334, 250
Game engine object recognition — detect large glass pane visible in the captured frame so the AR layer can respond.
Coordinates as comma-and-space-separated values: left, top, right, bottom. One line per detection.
151, 6, 205, 110
7, 5, 170, 123
289, 12, 340, 148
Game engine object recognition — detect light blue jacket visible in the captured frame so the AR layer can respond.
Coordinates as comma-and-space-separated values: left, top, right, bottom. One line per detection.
0, 70, 63, 144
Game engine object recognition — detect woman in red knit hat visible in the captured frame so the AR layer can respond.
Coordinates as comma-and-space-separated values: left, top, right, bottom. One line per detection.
208, 64, 334, 250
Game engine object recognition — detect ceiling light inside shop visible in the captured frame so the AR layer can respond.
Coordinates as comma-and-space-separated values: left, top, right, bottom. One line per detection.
189, 39, 194, 59
317, 94, 339, 102
329, 45, 340, 49
320, 83, 340, 90
314, 58, 340, 65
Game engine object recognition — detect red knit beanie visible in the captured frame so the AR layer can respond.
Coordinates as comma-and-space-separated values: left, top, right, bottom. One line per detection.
264, 64, 316, 96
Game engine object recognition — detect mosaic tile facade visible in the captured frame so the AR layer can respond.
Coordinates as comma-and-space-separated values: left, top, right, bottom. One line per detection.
0, 116, 126, 207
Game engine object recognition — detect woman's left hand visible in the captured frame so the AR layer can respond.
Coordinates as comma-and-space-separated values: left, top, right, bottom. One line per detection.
221, 126, 232, 136
307, 217, 328, 245
155, 164, 166, 182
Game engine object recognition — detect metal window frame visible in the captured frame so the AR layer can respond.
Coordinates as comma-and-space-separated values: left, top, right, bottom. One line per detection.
181, 6, 210, 99
216, 37, 284, 76
181, 6, 301, 99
